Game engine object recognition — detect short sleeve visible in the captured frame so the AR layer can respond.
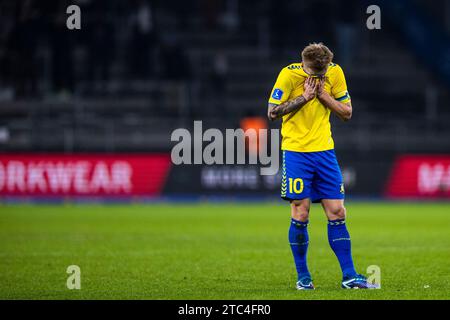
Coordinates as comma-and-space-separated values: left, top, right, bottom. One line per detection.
331, 65, 351, 103
268, 68, 293, 105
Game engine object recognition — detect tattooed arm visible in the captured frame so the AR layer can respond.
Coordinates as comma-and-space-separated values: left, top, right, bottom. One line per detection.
267, 97, 306, 121
268, 77, 318, 121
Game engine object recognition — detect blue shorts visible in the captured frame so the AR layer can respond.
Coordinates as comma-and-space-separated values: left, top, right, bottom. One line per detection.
281, 149, 345, 203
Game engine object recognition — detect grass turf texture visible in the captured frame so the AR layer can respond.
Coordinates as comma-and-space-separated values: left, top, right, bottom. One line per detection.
0, 202, 449, 300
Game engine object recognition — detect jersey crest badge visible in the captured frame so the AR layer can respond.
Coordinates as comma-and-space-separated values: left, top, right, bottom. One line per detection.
272, 88, 283, 100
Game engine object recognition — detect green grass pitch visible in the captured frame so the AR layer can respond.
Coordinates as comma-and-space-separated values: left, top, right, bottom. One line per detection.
0, 202, 449, 300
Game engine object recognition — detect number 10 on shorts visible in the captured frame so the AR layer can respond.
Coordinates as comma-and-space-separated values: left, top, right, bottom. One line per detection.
289, 178, 304, 194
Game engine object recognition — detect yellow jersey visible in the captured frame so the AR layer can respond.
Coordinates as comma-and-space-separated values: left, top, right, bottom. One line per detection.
268, 62, 351, 152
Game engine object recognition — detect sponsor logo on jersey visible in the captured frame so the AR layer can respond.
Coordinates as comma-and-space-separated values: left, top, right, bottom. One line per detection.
272, 88, 283, 100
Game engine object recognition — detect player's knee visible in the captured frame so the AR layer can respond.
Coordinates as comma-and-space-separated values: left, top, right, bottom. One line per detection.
290, 200, 310, 221
328, 205, 346, 220
337, 206, 346, 219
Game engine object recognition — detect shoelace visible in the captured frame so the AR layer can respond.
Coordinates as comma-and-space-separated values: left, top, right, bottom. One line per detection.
299, 279, 313, 286
355, 275, 367, 282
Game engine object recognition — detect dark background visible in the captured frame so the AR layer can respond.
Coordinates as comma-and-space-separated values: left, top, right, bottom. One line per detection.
0, 0, 449, 197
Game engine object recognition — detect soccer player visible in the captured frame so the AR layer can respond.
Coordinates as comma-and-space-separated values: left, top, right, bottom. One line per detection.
268, 43, 374, 290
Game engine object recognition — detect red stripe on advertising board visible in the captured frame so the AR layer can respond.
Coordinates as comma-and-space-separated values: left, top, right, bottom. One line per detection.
385, 155, 450, 198
0, 154, 172, 196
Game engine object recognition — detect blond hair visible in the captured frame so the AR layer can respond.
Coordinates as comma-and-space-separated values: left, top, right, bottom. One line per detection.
301, 43, 334, 73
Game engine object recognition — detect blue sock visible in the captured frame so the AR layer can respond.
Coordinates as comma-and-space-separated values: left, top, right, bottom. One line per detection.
327, 219, 357, 278
289, 218, 311, 280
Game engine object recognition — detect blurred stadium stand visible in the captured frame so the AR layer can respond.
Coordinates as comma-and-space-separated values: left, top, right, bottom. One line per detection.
0, 0, 449, 156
